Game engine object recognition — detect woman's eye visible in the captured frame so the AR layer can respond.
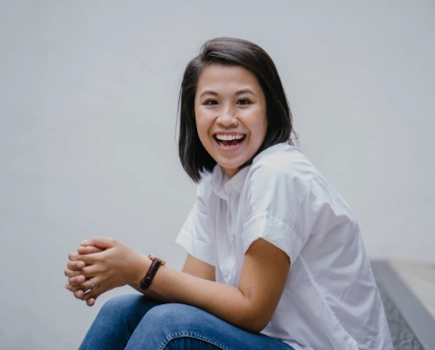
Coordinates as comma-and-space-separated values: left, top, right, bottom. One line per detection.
237, 98, 251, 105
204, 99, 218, 106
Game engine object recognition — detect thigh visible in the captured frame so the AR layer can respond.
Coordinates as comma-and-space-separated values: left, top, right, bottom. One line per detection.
79, 294, 163, 350
125, 303, 294, 350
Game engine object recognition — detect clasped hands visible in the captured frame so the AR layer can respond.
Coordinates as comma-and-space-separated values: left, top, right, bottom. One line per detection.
64, 237, 147, 306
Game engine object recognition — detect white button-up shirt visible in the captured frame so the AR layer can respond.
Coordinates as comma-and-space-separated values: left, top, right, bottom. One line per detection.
176, 143, 393, 350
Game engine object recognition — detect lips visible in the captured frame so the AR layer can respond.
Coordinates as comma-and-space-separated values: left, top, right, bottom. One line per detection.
214, 133, 246, 147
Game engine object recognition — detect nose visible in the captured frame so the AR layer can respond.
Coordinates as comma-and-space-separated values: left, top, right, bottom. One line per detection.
216, 105, 238, 127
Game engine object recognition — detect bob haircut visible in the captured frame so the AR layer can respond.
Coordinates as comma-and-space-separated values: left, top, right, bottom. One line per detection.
178, 37, 293, 183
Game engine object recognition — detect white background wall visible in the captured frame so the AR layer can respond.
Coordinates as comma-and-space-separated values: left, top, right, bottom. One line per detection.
0, 1, 434, 349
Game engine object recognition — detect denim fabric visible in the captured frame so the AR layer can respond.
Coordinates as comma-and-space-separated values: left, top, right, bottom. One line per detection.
79, 294, 295, 350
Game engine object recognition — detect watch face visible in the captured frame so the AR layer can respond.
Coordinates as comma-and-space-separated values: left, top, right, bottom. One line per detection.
148, 254, 166, 266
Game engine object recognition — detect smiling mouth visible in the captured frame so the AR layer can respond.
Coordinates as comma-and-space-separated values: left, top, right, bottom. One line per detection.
214, 134, 246, 147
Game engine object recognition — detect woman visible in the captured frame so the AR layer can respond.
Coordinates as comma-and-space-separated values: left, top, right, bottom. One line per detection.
65, 37, 392, 350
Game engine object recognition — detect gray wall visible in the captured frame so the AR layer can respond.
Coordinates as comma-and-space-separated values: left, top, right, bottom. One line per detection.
0, 1, 434, 349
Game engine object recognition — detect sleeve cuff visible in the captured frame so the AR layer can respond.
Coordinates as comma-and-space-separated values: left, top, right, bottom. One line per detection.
175, 228, 216, 267
242, 214, 304, 267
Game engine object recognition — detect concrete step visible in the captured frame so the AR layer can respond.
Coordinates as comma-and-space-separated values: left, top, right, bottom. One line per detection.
372, 260, 435, 350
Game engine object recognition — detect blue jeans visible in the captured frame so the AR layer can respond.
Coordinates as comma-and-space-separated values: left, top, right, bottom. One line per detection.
79, 294, 295, 350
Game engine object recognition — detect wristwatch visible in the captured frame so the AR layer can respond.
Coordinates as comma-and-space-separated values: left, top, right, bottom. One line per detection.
139, 254, 166, 290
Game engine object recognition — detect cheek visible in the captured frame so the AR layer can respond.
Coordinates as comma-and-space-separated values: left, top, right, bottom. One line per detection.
252, 116, 268, 144
195, 108, 213, 134
194, 108, 202, 130
194, 114, 211, 147
194, 115, 205, 135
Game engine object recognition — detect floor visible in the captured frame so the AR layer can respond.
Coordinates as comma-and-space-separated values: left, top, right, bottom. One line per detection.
389, 260, 435, 320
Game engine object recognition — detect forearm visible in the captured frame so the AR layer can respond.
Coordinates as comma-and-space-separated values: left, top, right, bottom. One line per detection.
67, 238, 287, 331
133, 261, 264, 332
128, 283, 170, 303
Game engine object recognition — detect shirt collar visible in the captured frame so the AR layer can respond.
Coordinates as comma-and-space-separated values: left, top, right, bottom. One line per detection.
208, 142, 293, 199
228, 166, 250, 193
210, 165, 250, 200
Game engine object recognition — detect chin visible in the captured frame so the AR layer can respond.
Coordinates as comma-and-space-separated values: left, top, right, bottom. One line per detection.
219, 161, 244, 177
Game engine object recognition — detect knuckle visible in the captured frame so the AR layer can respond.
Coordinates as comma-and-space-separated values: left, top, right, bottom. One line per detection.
68, 253, 76, 261
64, 269, 76, 277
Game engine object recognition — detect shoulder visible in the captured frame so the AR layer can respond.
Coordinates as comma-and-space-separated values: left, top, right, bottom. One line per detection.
246, 143, 317, 194
252, 143, 316, 177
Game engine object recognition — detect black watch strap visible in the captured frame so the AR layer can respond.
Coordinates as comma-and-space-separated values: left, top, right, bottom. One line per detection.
139, 254, 166, 290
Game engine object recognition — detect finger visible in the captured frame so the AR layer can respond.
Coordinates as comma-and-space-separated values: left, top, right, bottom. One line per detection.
86, 298, 96, 307
68, 252, 80, 261
74, 289, 85, 299
68, 252, 100, 265
67, 260, 85, 271
68, 275, 86, 287
68, 274, 100, 292
77, 246, 104, 255
71, 279, 96, 295
66, 263, 100, 285
64, 267, 81, 278
82, 285, 104, 302
80, 278, 114, 302
68, 252, 93, 263
64, 282, 87, 293
86, 279, 97, 292
81, 237, 117, 249
69, 284, 87, 293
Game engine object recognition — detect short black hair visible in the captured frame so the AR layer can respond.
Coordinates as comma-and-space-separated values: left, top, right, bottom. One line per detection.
178, 37, 293, 183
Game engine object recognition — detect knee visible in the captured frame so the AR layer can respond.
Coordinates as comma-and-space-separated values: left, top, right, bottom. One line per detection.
144, 304, 200, 331
98, 294, 143, 319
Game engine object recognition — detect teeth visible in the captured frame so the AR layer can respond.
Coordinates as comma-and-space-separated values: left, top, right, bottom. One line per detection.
215, 134, 244, 141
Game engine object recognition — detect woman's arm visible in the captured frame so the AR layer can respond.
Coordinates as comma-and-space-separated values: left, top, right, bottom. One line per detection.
66, 237, 290, 333
66, 250, 215, 305
182, 254, 216, 281
129, 254, 215, 302
152, 238, 290, 332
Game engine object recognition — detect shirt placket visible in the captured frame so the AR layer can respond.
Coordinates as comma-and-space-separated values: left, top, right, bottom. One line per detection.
223, 191, 237, 286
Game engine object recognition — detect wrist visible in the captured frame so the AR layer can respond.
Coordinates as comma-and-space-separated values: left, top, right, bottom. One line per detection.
139, 254, 166, 290
132, 254, 152, 286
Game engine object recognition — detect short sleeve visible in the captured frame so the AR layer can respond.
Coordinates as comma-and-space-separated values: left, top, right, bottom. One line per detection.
241, 154, 317, 264
175, 184, 216, 267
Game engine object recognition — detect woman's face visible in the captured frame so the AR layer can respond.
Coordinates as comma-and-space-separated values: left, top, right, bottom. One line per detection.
194, 64, 267, 178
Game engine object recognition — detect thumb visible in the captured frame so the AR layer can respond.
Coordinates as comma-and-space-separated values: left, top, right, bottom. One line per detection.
81, 237, 116, 249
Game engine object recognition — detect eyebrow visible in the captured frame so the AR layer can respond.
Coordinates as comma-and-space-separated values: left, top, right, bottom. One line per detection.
199, 89, 257, 99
